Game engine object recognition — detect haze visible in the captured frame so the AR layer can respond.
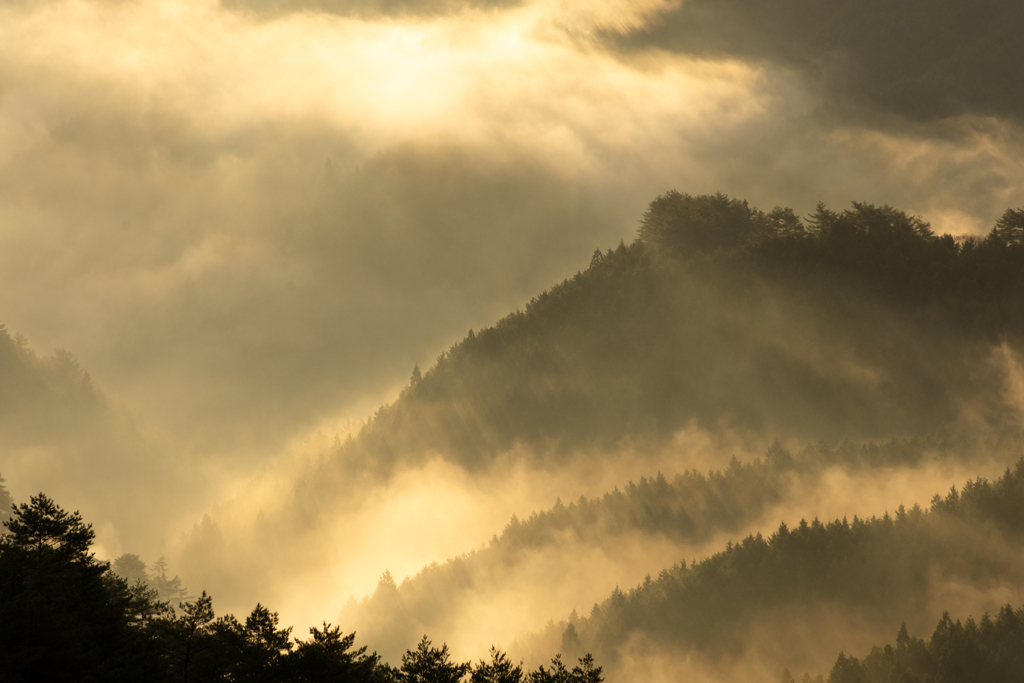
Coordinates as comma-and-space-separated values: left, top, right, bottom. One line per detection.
3, 1, 1024, 681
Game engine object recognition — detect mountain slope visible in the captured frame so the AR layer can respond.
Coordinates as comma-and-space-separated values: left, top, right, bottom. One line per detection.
180, 192, 1024, 635
0, 325, 180, 552
286, 195, 1024, 516
526, 461, 1024, 678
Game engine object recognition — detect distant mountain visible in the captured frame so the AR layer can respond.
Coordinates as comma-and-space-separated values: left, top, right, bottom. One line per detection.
0, 325, 109, 447
0, 325, 177, 550
282, 193, 1024, 512
528, 459, 1024, 678
182, 192, 1024, 639
340, 436, 1015, 662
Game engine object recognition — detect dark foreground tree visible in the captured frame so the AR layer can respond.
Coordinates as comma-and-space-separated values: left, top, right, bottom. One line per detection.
283, 622, 380, 683
150, 591, 219, 681
384, 639, 602, 683
388, 636, 471, 683
0, 490, 601, 683
526, 654, 602, 683
471, 648, 524, 683
0, 493, 162, 681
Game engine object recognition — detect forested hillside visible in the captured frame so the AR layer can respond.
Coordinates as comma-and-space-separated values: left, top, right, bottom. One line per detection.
8, 192, 1024, 681
0, 326, 178, 549
0, 325, 108, 446
376, 193, 1023, 459
255, 193, 1024, 523
339, 435, 1021, 661
520, 460, 1024, 678
0, 492, 603, 682
180, 192, 1024, 654
823, 604, 1024, 683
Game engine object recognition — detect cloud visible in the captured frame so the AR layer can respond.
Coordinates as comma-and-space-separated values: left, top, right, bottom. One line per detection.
610, 0, 1024, 124
1, 0, 1023, 568
0, 0, 763, 456
220, 0, 520, 20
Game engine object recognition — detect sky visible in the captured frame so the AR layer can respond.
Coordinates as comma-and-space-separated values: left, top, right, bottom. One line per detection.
3, 0, 1022, 463
2, 0, 1024, 634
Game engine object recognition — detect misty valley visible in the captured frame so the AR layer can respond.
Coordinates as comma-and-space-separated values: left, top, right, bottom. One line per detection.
4, 191, 1024, 682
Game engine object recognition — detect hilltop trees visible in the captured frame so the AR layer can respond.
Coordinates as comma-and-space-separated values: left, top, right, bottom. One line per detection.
639, 191, 1024, 332
340, 436, 1009, 657
112, 552, 191, 604
389, 637, 471, 683
284, 623, 380, 683
8, 190, 1024, 681
309, 192, 1024, 484
639, 191, 759, 254
113, 552, 149, 585
170, 191, 1024, 621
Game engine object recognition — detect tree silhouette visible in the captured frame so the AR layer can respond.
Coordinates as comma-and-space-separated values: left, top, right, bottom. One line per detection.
526, 654, 603, 683
285, 622, 380, 683
394, 636, 471, 683
152, 590, 219, 681
0, 493, 159, 680
823, 605, 1024, 682
992, 207, 1024, 247
471, 648, 525, 683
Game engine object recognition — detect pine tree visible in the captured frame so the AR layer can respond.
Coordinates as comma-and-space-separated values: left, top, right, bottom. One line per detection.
0, 494, 159, 679
395, 636, 471, 683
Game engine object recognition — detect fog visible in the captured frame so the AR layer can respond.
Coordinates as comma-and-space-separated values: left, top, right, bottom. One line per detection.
3, 0, 1022, 461
3, 1, 1024, 680
338, 444, 1018, 664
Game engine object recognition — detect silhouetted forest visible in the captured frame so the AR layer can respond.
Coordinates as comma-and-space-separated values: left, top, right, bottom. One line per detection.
113, 552, 190, 604
352, 191, 1023, 468
0, 474, 12, 526
341, 436, 1021, 658
221, 193, 1024, 548
0, 492, 602, 682
0, 324, 107, 447
180, 192, 1024, 664
9, 461, 1024, 681
11, 191, 1024, 681
526, 459, 1024, 669
822, 604, 1024, 683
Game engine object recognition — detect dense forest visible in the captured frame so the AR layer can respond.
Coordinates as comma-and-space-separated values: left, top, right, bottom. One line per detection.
9, 191, 1024, 681
822, 605, 1024, 683
7, 451, 1024, 681
339, 435, 1022, 660
0, 324, 110, 451
186, 193, 1018, 520
517, 459, 1024, 677
300, 192, 1024, 488
180, 191, 1024, 620
0, 485, 602, 683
